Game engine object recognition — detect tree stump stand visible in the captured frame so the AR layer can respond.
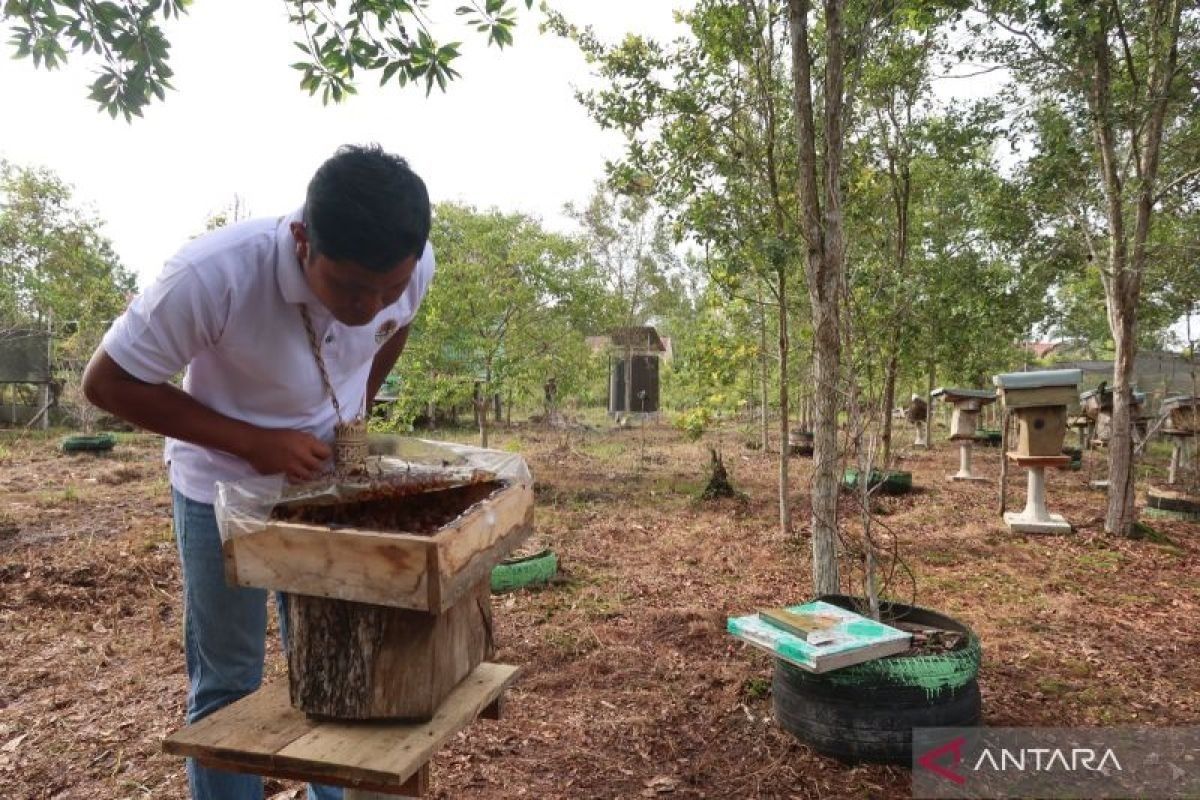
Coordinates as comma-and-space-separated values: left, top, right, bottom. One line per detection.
288, 578, 493, 721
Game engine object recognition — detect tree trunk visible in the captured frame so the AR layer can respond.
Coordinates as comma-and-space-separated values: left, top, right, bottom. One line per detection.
1084, 0, 1182, 534
778, 269, 792, 537
474, 381, 489, 449
810, 294, 840, 594
759, 283, 771, 451
790, 0, 845, 597
1106, 306, 1138, 534
624, 344, 634, 417
286, 579, 493, 721
880, 350, 898, 466
924, 360, 935, 449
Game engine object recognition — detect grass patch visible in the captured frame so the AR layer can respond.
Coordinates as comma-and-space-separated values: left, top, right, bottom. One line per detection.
741, 676, 771, 701
921, 549, 958, 566
543, 628, 599, 658
1074, 550, 1122, 572
141, 524, 175, 552
1035, 677, 1073, 697
1130, 522, 1183, 551
579, 440, 630, 460
38, 484, 86, 506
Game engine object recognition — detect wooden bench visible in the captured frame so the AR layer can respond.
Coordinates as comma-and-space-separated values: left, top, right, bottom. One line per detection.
163, 662, 519, 798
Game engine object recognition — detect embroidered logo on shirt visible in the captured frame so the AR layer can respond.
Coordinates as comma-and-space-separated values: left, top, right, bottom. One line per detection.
375, 319, 399, 345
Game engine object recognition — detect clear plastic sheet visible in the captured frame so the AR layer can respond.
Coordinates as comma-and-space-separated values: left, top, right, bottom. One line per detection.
214, 434, 532, 544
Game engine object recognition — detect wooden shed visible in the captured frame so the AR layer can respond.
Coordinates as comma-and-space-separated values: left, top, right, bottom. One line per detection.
604, 326, 665, 417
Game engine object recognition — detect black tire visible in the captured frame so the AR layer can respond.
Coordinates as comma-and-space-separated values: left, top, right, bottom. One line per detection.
771, 595, 982, 764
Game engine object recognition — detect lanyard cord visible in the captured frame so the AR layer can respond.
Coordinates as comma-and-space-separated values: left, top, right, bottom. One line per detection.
299, 304, 344, 424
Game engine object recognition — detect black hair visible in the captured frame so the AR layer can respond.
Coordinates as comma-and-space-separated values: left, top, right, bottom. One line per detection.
304, 144, 431, 272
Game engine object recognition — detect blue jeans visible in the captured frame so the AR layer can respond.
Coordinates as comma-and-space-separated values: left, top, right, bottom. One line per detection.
173, 489, 342, 800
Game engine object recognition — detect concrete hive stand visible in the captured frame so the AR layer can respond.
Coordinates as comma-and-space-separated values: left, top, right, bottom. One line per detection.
994, 369, 1082, 535
932, 387, 996, 482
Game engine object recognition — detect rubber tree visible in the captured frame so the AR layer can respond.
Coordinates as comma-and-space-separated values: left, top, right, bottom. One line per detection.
788, 0, 855, 595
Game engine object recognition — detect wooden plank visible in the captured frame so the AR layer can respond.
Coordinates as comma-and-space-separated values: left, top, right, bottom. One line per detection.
163, 663, 518, 791
432, 516, 533, 613
164, 683, 314, 768
480, 696, 504, 721
277, 663, 520, 787
757, 608, 840, 645
1005, 453, 1072, 468
436, 483, 534, 579
223, 520, 432, 610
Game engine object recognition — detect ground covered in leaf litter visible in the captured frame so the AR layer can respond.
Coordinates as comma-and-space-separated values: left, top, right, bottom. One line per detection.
0, 422, 1197, 799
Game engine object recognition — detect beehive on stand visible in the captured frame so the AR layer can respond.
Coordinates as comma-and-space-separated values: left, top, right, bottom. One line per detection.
1162, 395, 1200, 435
1080, 385, 1146, 446
221, 471, 534, 721
906, 394, 929, 446
1150, 395, 1200, 518
993, 369, 1081, 534
932, 387, 996, 482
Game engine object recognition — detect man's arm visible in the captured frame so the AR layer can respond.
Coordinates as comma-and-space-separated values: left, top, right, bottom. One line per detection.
367, 324, 412, 405
83, 349, 331, 482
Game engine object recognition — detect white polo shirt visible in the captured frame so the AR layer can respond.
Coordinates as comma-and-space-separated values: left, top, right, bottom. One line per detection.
102, 209, 434, 504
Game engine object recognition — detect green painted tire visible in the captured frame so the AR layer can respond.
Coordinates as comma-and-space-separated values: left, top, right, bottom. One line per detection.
490, 549, 558, 593
60, 433, 116, 453
842, 468, 912, 495
1145, 507, 1200, 522
772, 594, 982, 764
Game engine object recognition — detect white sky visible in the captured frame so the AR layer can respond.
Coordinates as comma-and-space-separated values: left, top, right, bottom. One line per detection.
0, 1, 691, 288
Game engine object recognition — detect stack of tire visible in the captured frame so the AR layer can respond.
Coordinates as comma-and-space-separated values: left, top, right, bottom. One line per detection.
772, 595, 982, 764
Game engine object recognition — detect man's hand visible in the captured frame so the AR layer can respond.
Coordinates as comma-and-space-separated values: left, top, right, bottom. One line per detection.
240, 429, 333, 482
84, 350, 335, 481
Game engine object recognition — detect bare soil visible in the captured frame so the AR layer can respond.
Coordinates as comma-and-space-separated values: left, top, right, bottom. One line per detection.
1, 424, 1197, 799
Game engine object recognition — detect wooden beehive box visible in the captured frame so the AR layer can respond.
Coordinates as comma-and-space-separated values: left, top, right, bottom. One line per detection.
994, 370, 1081, 458
933, 387, 996, 441
223, 474, 534, 613
1162, 396, 1200, 435
1014, 406, 1068, 457
221, 472, 533, 721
